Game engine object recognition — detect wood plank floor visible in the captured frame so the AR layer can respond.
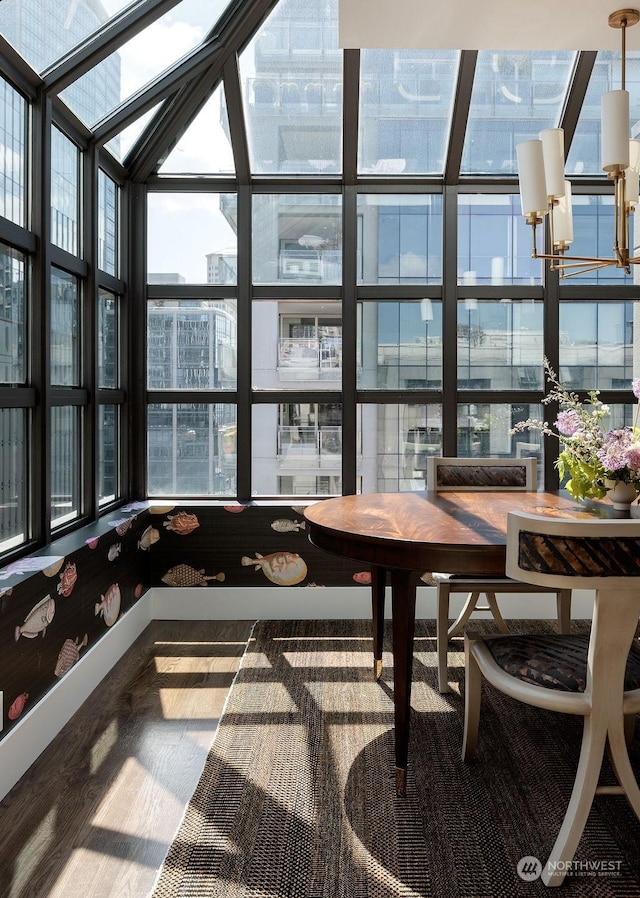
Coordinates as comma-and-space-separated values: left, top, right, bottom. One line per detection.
0, 619, 255, 898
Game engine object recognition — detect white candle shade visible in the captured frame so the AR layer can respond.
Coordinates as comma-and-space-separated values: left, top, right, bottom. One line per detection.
629, 138, 640, 171
516, 140, 549, 217
540, 128, 566, 199
552, 180, 574, 245
626, 167, 639, 206
601, 90, 630, 171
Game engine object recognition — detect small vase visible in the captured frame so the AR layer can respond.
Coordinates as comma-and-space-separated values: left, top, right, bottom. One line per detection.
605, 480, 639, 511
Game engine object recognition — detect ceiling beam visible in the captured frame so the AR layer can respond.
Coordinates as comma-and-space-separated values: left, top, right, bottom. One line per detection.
42, 0, 184, 95
122, 0, 278, 181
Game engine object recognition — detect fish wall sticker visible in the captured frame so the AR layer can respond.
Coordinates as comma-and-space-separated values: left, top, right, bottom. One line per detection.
161, 564, 225, 587
57, 562, 77, 597
95, 583, 121, 626
54, 634, 88, 677
15, 595, 55, 640
241, 551, 307, 586
163, 511, 200, 535
270, 518, 306, 533
8, 693, 28, 720
138, 526, 160, 550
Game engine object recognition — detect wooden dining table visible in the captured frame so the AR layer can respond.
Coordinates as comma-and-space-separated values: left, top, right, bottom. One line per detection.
303, 489, 620, 794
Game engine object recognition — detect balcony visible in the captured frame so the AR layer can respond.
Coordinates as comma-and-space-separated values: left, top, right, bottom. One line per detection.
277, 337, 341, 380
277, 425, 342, 469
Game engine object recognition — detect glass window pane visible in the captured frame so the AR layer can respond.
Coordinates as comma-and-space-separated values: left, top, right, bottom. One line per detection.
357, 403, 442, 492
0, 77, 26, 226
59, 0, 230, 128
51, 269, 79, 386
568, 51, 640, 176
147, 300, 237, 390
563, 195, 633, 284
158, 83, 234, 175
462, 50, 575, 175
105, 105, 161, 162
239, 0, 342, 174
458, 194, 542, 285
457, 402, 544, 471
253, 194, 342, 285
51, 406, 80, 526
357, 194, 442, 284
357, 300, 442, 389
559, 300, 634, 389
147, 403, 236, 496
358, 49, 458, 176
51, 127, 80, 256
252, 402, 343, 496
147, 193, 237, 285
99, 288, 118, 389
99, 405, 118, 505
457, 299, 544, 390
0, 243, 25, 383
98, 170, 118, 276
0, 0, 137, 73
0, 407, 27, 552
252, 300, 341, 391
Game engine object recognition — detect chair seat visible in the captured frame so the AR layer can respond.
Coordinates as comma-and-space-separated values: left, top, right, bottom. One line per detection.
484, 634, 640, 692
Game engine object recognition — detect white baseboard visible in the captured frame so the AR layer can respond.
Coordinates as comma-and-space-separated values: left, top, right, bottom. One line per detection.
0, 591, 153, 802
150, 585, 596, 621
1, 584, 595, 802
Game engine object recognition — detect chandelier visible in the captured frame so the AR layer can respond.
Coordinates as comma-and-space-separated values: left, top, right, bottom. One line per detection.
516, 8, 640, 278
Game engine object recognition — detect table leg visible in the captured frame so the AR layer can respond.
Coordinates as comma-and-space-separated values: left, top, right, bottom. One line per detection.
371, 565, 386, 680
390, 568, 418, 796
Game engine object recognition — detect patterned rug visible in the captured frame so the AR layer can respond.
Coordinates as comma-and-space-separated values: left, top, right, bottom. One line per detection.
152, 619, 640, 897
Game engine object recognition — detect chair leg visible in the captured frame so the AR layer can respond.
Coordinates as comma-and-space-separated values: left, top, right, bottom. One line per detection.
462, 633, 482, 761
556, 589, 572, 635
484, 592, 509, 634
606, 714, 640, 820
437, 584, 452, 693
447, 591, 481, 638
542, 716, 608, 887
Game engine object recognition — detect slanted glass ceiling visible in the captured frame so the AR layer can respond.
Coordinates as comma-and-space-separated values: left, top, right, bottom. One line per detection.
0, 0, 634, 184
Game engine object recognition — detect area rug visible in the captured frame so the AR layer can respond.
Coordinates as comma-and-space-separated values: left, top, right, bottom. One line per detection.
152, 619, 640, 897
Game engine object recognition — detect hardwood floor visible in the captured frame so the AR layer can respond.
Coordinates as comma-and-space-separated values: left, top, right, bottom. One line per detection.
0, 619, 255, 898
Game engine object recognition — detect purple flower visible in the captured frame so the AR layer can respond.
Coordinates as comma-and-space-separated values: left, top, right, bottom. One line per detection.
597, 428, 640, 475
633, 378, 640, 400
555, 409, 581, 436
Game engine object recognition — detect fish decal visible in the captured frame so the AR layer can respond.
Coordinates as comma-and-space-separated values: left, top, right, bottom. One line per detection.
161, 565, 226, 587
15, 595, 55, 640
0, 586, 13, 599
305, 582, 326, 588
149, 504, 176, 515
107, 517, 132, 535
223, 505, 246, 513
57, 562, 77, 597
95, 583, 121, 627
8, 693, 28, 720
138, 526, 160, 550
54, 634, 88, 677
86, 536, 99, 549
0, 556, 65, 580
43, 558, 65, 577
163, 511, 200, 535
353, 571, 372, 585
122, 501, 148, 513
270, 518, 306, 533
134, 583, 144, 598
241, 552, 307, 586
291, 505, 310, 515
108, 543, 121, 561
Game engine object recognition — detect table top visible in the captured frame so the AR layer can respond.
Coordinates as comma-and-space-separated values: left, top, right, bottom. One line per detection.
303, 490, 619, 575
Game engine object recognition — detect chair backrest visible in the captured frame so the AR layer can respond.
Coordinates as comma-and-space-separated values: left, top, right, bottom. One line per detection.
427, 456, 536, 491
506, 511, 640, 589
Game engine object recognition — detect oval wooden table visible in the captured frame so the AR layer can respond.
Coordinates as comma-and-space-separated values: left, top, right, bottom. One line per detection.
304, 490, 616, 794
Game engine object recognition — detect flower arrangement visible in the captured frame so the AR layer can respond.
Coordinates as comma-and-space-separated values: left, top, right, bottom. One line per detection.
511, 358, 640, 502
